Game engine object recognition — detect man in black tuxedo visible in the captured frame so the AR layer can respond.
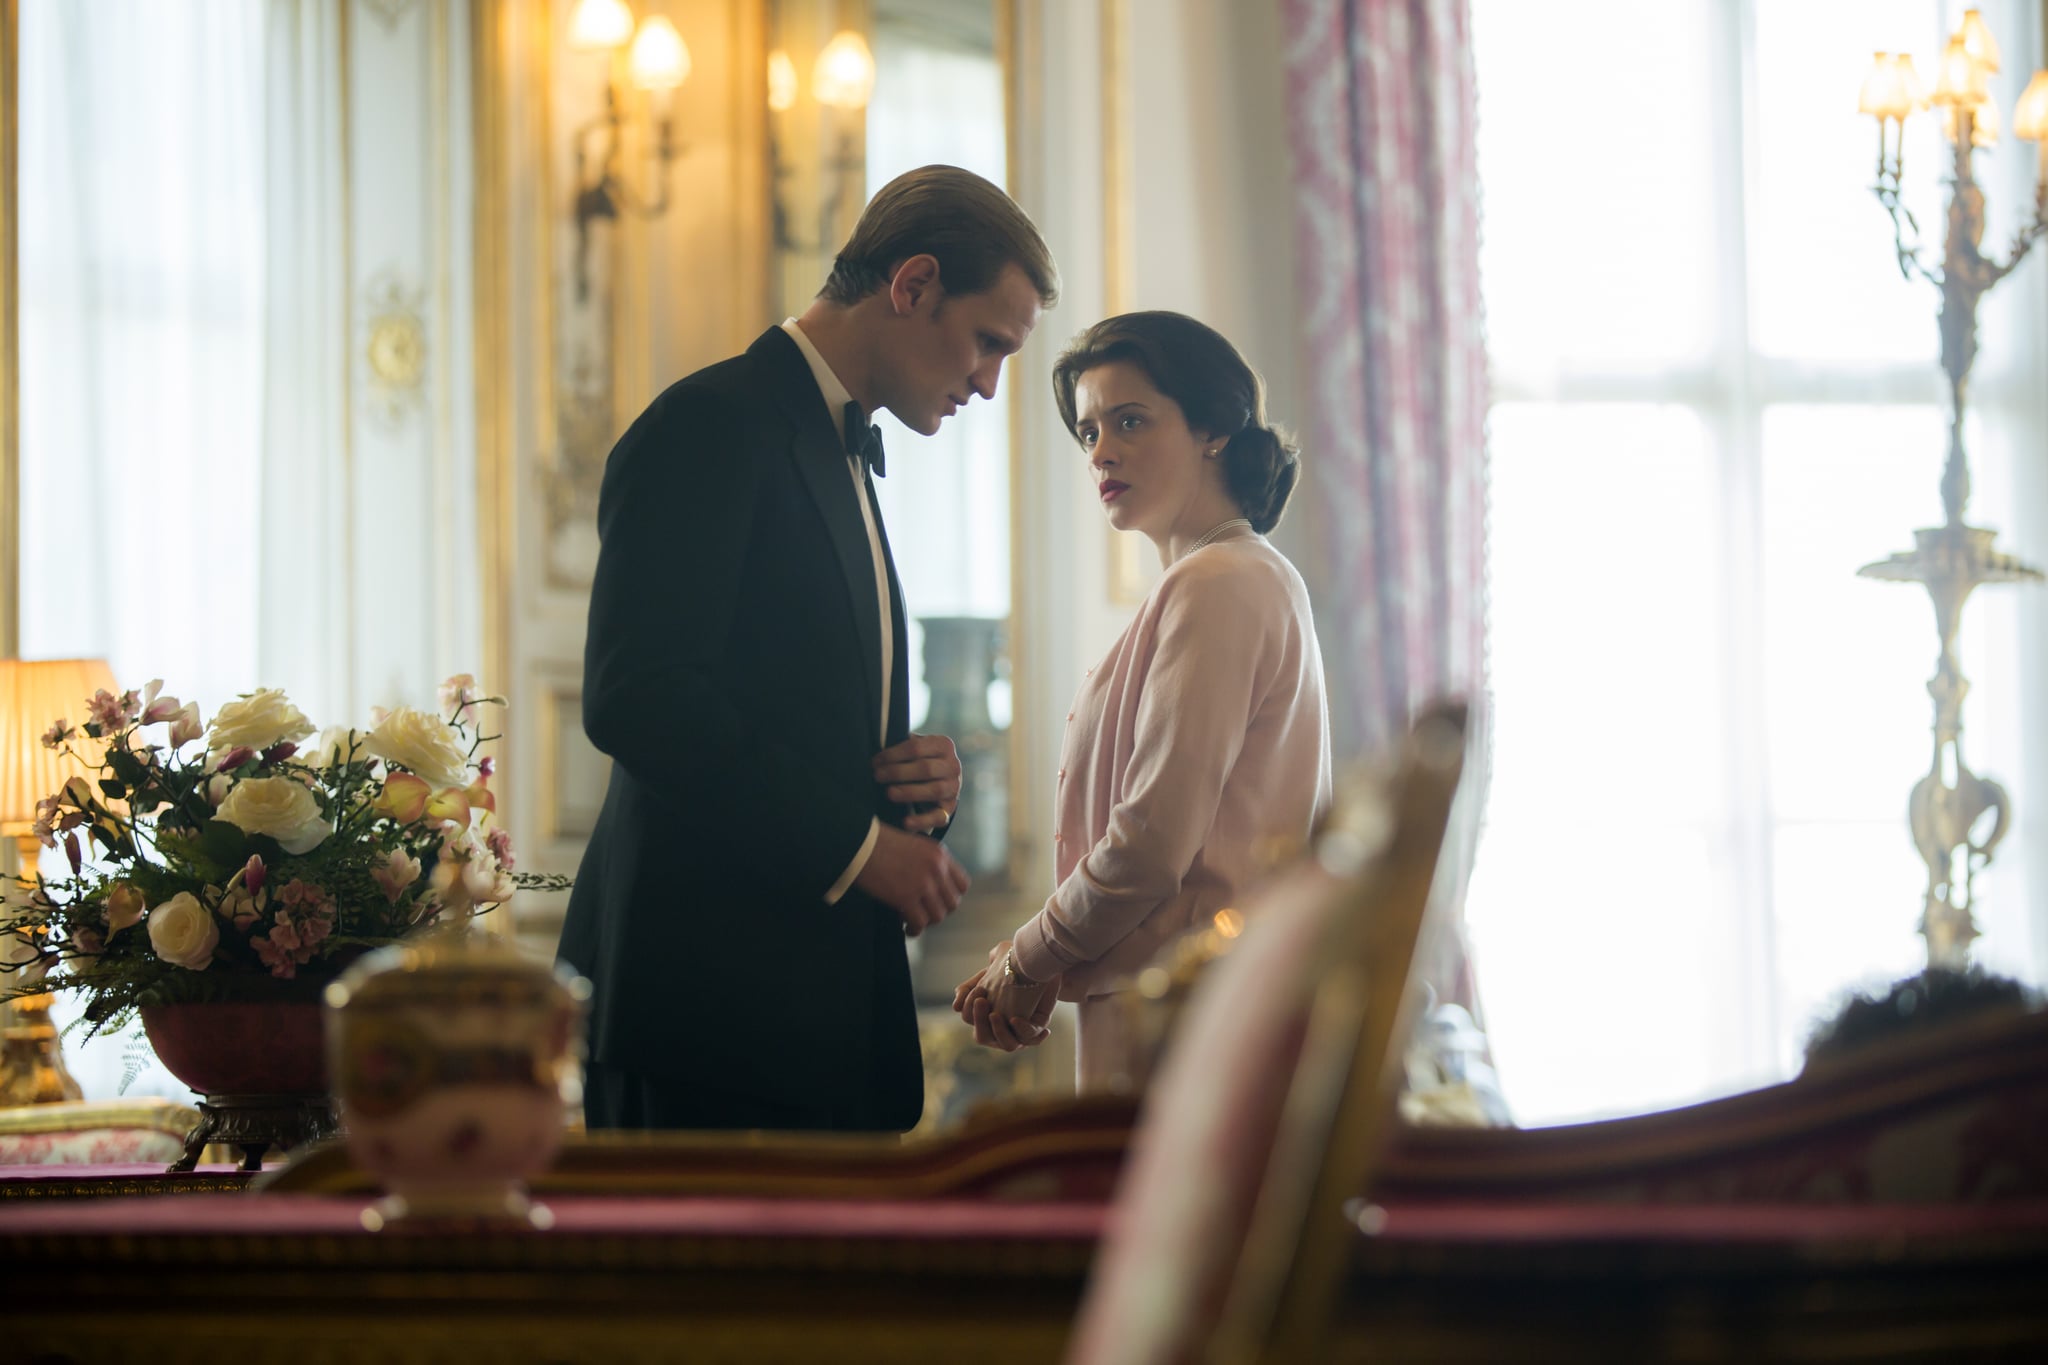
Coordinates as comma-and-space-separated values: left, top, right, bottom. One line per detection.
559, 166, 1059, 1133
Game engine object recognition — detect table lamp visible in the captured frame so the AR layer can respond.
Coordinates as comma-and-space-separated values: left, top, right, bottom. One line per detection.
1, 657, 117, 1105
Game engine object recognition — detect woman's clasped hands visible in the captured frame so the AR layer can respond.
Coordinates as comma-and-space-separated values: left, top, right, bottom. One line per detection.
952, 940, 1058, 1051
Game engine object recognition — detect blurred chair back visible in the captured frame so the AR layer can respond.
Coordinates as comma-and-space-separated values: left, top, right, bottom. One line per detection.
1064, 700, 1471, 1365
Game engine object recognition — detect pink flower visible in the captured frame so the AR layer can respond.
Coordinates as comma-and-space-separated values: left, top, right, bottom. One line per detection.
30, 796, 59, 848
278, 879, 328, 912
40, 719, 73, 750
86, 690, 127, 734
486, 827, 515, 870
166, 702, 203, 748
261, 741, 298, 765
254, 932, 299, 978
240, 855, 267, 896
215, 746, 255, 773
439, 673, 479, 718
372, 849, 423, 904
477, 756, 496, 780
141, 681, 185, 725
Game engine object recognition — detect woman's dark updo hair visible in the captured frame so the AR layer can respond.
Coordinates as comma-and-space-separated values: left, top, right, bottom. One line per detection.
1051, 311, 1302, 535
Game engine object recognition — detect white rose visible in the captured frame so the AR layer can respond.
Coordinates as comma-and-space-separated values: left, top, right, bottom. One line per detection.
148, 892, 220, 971
216, 776, 332, 854
365, 706, 472, 789
207, 689, 315, 755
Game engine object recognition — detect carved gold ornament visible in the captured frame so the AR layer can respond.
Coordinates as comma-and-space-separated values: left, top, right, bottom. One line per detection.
363, 271, 429, 427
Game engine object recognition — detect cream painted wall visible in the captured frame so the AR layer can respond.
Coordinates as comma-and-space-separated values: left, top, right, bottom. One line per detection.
938, 0, 1306, 1003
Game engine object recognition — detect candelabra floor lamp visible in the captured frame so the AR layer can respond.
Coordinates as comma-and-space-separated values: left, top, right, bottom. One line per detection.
1856, 12, 2048, 967
0, 657, 115, 1105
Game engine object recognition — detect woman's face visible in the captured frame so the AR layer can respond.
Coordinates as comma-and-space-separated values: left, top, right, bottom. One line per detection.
1072, 360, 1220, 540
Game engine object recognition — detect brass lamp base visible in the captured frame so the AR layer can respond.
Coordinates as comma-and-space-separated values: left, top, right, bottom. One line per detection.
0, 991, 85, 1106
1, 834, 87, 1105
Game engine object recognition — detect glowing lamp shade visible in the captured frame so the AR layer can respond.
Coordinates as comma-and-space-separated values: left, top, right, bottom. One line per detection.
2015, 72, 2048, 143
0, 659, 117, 838
1942, 94, 2001, 147
1891, 54, 1928, 116
1956, 9, 2000, 76
1931, 34, 1989, 107
1858, 51, 1907, 119
629, 16, 690, 91
568, 0, 634, 52
813, 30, 876, 111
767, 49, 799, 113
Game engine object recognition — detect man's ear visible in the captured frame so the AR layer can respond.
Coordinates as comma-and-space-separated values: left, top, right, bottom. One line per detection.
887, 254, 942, 316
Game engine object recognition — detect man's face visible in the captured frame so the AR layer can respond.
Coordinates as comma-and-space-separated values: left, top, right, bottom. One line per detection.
881, 261, 1042, 436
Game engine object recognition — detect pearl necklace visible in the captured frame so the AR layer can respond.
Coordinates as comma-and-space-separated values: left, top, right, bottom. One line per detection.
1177, 517, 1253, 563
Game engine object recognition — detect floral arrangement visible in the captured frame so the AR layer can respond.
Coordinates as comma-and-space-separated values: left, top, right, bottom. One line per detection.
0, 675, 570, 1035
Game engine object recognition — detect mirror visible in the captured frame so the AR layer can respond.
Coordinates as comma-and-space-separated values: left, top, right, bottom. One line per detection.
767, 0, 1017, 887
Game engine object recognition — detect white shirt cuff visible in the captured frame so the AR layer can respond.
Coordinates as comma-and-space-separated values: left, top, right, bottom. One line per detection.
824, 818, 882, 905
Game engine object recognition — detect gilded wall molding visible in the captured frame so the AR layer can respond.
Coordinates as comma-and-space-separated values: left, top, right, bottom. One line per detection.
362, 0, 422, 31
1, 0, 18, 658
471, 0, 515, 789
1099, 0, 1146, 607
364, 268, 430, 428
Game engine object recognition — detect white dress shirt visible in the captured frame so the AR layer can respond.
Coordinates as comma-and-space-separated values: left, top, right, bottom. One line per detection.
780, 318, 891, 904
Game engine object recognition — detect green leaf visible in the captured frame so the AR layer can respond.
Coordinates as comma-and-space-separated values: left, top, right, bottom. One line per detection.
197, 819, 252, 869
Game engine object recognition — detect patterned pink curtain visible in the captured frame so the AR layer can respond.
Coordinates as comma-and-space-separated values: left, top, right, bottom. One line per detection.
1281, 0, 1490, 1012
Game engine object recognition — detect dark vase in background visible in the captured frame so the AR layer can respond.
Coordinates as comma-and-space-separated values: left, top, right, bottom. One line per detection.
917, 615, 1010, 882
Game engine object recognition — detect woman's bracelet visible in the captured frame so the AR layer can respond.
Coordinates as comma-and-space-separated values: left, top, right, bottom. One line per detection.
1001, 947, 1041, 990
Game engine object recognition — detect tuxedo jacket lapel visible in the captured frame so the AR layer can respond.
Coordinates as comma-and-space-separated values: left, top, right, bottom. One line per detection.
866, 468, 913, 747
754, 328, 884, 740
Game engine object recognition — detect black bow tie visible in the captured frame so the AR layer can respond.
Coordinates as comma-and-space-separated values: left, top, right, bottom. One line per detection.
843, 402, 886, 479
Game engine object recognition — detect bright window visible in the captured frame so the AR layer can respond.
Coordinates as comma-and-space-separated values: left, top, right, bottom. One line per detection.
1467, 0, 2048, 1124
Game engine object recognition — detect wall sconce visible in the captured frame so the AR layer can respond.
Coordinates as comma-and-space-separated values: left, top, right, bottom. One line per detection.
766, 29, 876, 255
568, 0, 691, 301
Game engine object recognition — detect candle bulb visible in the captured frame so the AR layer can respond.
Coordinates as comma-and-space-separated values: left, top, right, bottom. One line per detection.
2015, 72, 2048, 208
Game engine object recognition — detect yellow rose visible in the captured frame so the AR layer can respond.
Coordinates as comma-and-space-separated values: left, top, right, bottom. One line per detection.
207, 688, 315, 755
217, 776, 332, 854
365, 707, 471, 790
147, 892, 219, 971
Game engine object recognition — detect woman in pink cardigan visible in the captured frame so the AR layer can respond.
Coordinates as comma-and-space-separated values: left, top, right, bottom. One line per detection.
953, 312, 1333, 1090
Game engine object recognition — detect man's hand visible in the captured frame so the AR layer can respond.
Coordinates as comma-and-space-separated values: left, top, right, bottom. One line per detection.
873, 733, 962, 836
854, 823, 969, 936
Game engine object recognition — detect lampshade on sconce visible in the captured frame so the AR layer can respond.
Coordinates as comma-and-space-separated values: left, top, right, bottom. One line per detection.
1943, 93, 2001, 148
767, 49, 799, 113
1859, 52, 1906, 120
1956, 8, 2000, 76
1931, 33, 1990, 107
629, 16, 690, 90
567, 0, 692, 300
812, 31, 877, 111
568, 0, 634, 50
2016, 73, 2048, 143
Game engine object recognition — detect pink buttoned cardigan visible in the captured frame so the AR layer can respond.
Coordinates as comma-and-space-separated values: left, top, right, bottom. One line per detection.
1010, 527, 1333, 1088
